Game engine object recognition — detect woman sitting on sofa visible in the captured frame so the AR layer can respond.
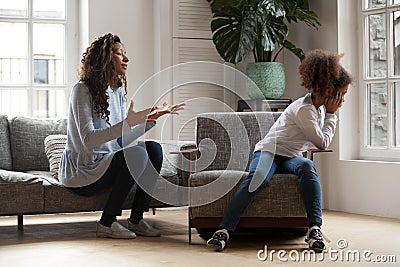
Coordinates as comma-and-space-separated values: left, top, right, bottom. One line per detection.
58, 33, 184, 239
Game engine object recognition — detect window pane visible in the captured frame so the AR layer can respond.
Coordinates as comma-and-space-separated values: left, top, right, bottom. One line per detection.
393, 0, 400, 5
368, 83, 388, 147
394, 11, 400, 75
0, 0, 27, 17
33, 0, 65, 19
368, 13, 387, 78
366, 0, 386, 9
33, 23, 64, 85
0, 22, 28, 85
33, 90, 65, 118
393, 82, 400, 146
0, 89, 28, 117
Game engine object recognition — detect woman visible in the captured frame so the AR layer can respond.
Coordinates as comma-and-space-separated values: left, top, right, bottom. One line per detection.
207, 49, 352, 252
59, 33, 184, 239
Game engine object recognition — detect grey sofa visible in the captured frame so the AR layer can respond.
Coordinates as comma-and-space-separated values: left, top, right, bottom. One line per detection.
188, 112, 309, 243
0, 115, 194, 231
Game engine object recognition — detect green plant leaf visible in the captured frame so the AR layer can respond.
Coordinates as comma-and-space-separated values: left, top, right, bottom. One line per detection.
256, 15, 287, 60
207, 0, 320, 63
259, 0, 286, 17
207, 0, 243, 14
282, 40, 305, 61
211, 6, 257, 63
286, 6, 320, 28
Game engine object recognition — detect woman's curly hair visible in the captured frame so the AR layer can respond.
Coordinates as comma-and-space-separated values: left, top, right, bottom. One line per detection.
78, 33, 127, 124
298, 49, 352, 97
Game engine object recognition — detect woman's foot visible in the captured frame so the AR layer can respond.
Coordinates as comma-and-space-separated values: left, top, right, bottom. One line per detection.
96, 221, 136, 239
305, 226, 328, 253
127, 219, 161, 237
206, 229, 229, 251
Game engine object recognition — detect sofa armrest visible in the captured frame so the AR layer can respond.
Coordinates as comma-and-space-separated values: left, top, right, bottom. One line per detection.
306, 148, 333, 161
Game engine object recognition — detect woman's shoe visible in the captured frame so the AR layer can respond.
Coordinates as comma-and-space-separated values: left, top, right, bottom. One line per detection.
96, 221, 136, 239
127, 219, 161, 237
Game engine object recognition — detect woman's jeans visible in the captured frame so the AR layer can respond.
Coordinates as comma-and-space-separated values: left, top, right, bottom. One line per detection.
69, 141, 163, 218
220, 151, 322, 232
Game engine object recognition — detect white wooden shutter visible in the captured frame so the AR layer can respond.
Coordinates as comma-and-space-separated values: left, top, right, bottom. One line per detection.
172, 39, 231, 141
171, 0, 234, 141
173, 0, 213, 39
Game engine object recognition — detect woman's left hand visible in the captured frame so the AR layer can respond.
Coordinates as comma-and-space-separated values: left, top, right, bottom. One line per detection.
147, 101, 186, 121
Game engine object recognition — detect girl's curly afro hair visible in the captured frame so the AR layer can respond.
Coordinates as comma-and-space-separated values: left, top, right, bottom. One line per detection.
298, 49, 352, 97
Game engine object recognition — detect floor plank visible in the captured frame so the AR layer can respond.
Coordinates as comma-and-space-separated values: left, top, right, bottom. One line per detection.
0, 208, 399, 267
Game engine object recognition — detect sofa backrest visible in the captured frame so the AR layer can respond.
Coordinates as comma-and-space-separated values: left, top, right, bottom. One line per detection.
196, 112, 281, 172
0, 115, 12, 170
9, 116, 67, 171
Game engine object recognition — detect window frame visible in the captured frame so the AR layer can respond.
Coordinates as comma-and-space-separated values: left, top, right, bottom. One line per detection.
360, 0, 400, 161
0, 0, 78, 118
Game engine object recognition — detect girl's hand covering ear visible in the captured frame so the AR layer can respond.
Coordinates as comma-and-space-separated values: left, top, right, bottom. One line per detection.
325, 92, 344, 114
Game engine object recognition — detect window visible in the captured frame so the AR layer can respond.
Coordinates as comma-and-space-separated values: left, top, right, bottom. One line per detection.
361, 0, 400, 160
0, 0, 78, 118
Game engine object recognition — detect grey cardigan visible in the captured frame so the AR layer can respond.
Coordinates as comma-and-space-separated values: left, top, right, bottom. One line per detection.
59, 81, 155, 187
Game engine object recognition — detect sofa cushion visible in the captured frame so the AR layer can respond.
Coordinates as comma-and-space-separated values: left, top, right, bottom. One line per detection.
159, 142, 180, 178
26, 170, 114, 213
0, 115, 12, 170
189, 171, 306, 218
9, 116, 67, 171
27, 171, 60, 185
43, 184, 137, 213
0, 170, 44, 214
0, 169, 42, 183
44, 134, 67, 179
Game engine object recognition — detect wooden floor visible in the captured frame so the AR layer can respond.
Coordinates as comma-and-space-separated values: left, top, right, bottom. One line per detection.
0, 208, 399, 267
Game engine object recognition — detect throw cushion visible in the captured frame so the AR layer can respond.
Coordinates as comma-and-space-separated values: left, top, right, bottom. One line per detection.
9, 116, 67, 171
0, 115, 12, 170
0, 169, 42, 183
44, 135, 67, 179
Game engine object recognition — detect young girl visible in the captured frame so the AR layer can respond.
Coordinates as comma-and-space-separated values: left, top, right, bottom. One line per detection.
59, 33, 184, 239
207, 49, 352, 252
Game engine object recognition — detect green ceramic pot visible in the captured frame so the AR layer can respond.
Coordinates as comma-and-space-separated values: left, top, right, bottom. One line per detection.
246, 62, 285, 99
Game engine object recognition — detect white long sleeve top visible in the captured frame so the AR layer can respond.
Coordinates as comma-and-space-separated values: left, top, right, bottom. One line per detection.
254, 93, 337, 158
58, 81, 155, 187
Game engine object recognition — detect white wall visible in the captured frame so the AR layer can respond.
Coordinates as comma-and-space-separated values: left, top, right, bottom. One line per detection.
86, 0, 156, 110
331, 0, 400, 219
84, 0, 176, 139
282, 0, 339, 101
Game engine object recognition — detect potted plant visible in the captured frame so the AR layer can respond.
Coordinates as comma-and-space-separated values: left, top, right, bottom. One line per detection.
207, 0, 320, 99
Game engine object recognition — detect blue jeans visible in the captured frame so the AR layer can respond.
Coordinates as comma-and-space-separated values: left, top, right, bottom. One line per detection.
220, 151, 322, 232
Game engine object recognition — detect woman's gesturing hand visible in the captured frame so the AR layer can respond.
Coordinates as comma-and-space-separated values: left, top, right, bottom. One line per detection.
125, 100, 154, 127
147, 101, 186, 121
